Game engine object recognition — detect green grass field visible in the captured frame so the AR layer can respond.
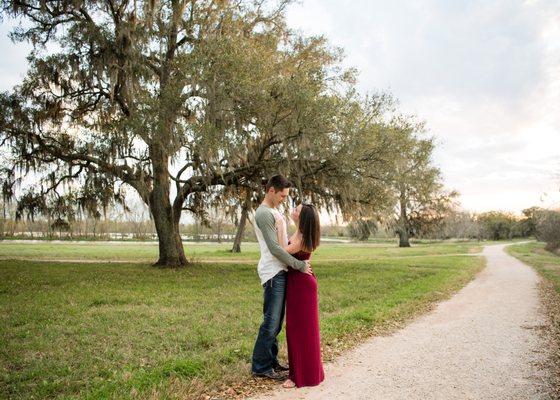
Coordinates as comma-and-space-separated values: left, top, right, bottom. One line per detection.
0, 240, 486, 399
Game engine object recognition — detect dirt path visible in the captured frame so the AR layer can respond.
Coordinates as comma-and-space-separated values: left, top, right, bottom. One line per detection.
249, 243, 551, 400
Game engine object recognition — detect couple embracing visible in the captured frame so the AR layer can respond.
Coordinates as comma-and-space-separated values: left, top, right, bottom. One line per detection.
251, 174, 325, 389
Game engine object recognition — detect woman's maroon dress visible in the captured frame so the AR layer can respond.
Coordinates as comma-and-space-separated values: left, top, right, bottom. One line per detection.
285, 241, 325, 387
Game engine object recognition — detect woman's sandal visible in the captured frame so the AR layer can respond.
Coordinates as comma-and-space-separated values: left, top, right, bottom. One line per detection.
282, 379, 296, 388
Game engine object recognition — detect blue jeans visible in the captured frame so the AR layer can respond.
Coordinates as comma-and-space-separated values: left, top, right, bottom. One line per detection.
251, 270, 287, 374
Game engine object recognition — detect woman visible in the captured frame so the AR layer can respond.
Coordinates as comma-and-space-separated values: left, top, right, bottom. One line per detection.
274, 203, 325, 389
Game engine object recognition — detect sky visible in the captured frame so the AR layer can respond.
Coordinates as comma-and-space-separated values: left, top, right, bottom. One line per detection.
1, 0, 559, 219
285, 0, 560, 215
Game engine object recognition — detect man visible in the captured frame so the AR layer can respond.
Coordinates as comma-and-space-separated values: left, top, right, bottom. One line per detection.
251, 175, 312, 381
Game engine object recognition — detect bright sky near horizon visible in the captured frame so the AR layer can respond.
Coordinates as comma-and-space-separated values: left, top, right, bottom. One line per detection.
1, 0, 559, 218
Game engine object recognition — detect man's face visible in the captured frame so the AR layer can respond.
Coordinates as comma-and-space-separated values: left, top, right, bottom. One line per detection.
271, 188, 290, 207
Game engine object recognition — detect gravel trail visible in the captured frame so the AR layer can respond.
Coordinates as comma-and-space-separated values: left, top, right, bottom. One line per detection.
249, 243, 550, 400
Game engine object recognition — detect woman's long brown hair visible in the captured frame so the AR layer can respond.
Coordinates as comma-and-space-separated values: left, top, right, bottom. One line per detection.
298, 204, 321, 252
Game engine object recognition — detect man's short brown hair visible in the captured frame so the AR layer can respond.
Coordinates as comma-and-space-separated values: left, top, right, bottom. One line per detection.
265, 174, 292, 193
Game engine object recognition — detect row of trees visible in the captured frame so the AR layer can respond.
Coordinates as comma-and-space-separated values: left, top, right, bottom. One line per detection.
0, 0, 455, 266
3, 191, 559, 250
0, 201, 348, 242
344, 206, 560, 245
438, 207, 553, 242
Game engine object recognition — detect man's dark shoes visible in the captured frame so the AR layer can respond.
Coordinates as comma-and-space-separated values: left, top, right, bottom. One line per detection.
273, 362, 289, 372
252, 369, 288, 381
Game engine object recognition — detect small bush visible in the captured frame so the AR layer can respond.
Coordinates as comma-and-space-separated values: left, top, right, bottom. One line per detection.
535, 209, 560, 251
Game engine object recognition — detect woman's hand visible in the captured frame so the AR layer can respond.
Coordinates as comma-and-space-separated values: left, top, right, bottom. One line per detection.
302, 260, 314, 275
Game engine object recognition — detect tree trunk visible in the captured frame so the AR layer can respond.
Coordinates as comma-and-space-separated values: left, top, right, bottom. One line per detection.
398, 229, 410, 247
232, 194, 252, 253
151, 211, 187, 267
217, 221, 222, 243
231, 209, 248, 253
149, 144, 188, 268
398, 189, 411, 247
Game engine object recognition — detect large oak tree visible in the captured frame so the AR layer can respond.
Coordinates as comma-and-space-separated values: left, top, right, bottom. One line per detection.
0, 0, 395, 264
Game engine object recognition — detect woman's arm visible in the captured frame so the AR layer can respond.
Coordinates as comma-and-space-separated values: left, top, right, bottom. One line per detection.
275, 214, 303, 254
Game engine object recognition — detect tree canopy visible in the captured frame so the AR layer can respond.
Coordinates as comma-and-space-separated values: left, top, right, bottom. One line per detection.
0, 0, 451, 262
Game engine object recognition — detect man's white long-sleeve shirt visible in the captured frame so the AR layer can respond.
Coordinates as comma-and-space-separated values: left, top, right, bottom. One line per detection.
253, 203, 307, 285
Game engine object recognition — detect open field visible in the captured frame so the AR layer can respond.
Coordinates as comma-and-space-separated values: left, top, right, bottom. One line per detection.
1, 241, 486, 399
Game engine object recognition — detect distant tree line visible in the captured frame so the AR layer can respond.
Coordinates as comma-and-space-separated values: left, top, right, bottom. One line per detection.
345, 206, 560, 250
0, 197, 347, 241
3, 193, 559, 253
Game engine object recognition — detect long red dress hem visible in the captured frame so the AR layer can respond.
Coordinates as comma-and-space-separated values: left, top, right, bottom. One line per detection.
285, 243, 325, 388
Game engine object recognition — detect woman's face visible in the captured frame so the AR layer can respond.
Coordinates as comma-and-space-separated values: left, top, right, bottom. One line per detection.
290, 204, 303, 224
